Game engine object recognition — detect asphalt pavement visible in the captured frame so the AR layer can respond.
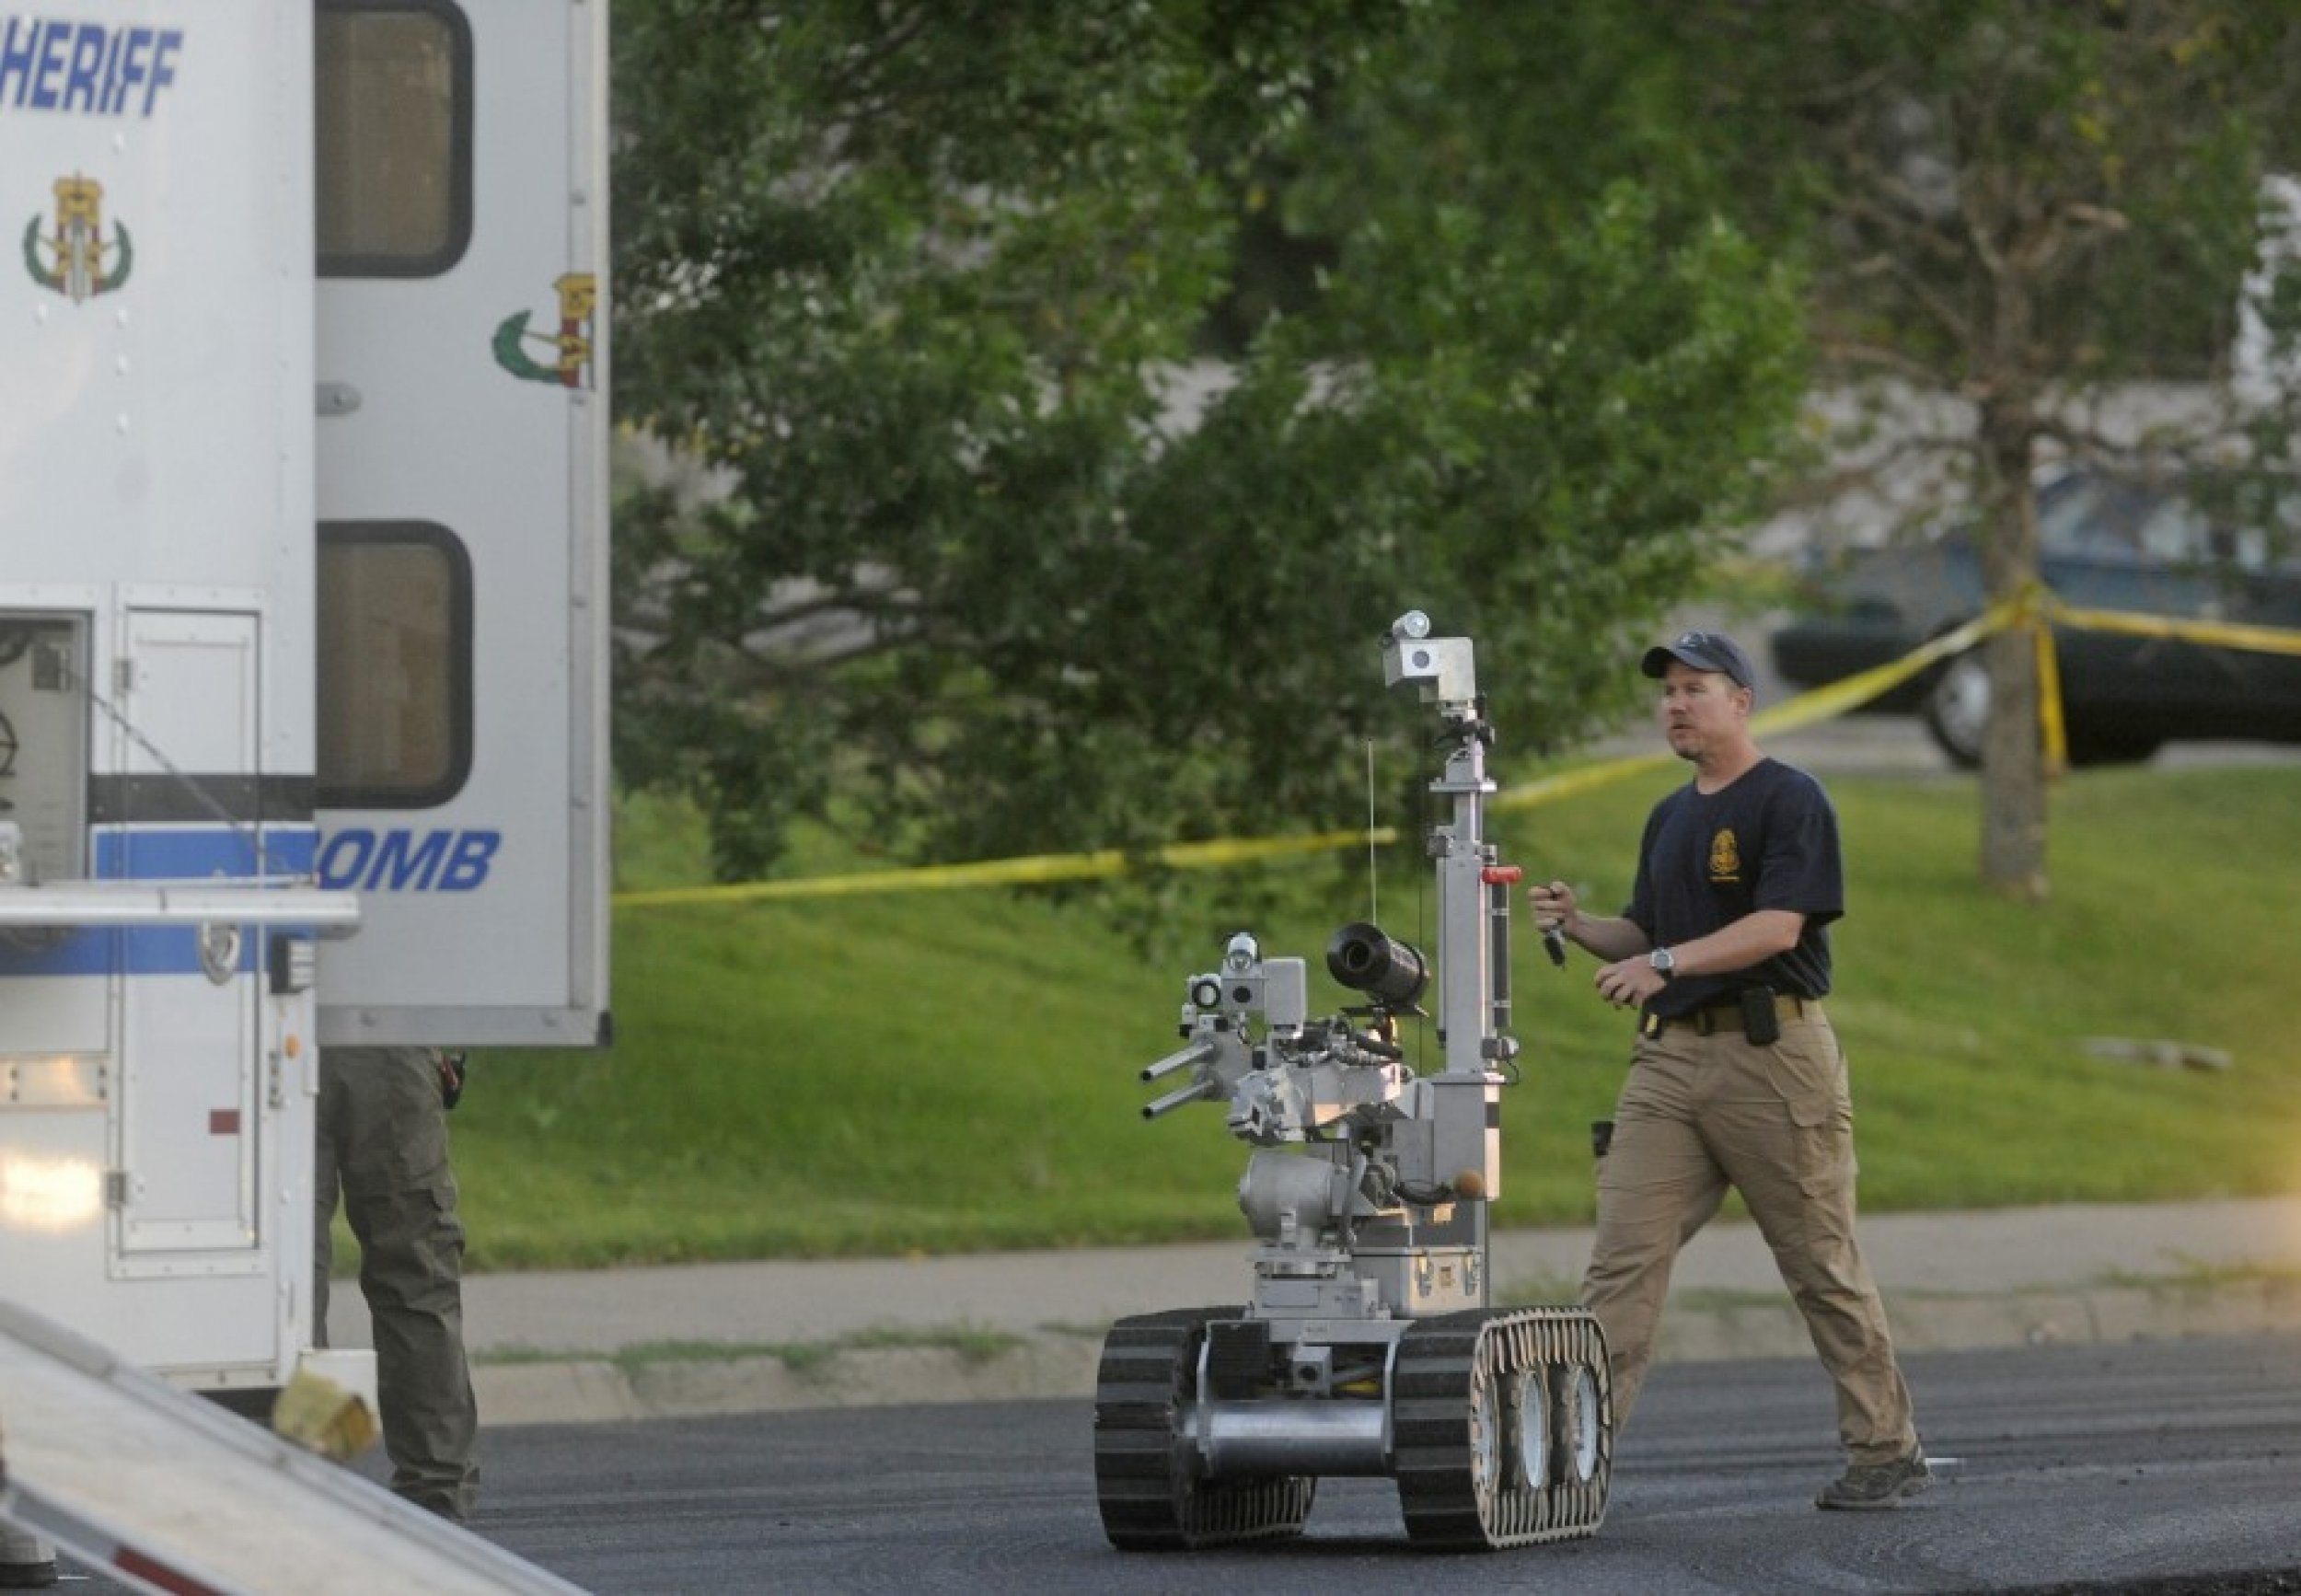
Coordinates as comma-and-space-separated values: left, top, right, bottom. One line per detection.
320, 1195, 2301, 1426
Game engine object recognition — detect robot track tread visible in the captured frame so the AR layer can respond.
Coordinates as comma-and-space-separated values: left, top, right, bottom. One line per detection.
1393, 1303, 1613, 1551
1093, 1307, 1316, 1551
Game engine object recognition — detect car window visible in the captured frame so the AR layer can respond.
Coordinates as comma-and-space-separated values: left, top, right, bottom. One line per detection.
2135, 492, 2285, 573
2134, 499, 2216, 564
2039, 479, 2149, 561
2041, 475, 2285, 574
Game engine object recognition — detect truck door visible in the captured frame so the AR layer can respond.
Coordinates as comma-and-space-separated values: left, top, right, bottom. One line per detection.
311, 0, 608, 1047
113, 607, 262, 1263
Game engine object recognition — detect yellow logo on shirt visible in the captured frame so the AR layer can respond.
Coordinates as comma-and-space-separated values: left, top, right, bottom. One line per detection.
1709, 827, 1742, 884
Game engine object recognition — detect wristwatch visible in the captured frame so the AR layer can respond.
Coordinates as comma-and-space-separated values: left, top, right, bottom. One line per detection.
1648, 946, 1676, 982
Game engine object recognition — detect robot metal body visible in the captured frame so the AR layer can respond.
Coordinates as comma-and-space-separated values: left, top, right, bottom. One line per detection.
1095, 613, 1613, 1553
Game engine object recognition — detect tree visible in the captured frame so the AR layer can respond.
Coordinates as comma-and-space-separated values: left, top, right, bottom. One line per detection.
1669, 2, 2301, 898
608, 1, 1809, 888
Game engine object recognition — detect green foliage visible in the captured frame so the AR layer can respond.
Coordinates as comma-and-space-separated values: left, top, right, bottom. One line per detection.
609, 1, 1810, 885
609, 0, 2301, 908
1738, 1, 2294, 387
448, 763, 2301, 1267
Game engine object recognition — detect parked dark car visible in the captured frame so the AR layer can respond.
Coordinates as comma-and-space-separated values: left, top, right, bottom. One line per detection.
1769, 469, 2301, 766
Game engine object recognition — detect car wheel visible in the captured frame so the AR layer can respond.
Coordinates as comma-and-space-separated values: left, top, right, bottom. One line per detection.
1925, 653, 2167, 768
1922, 654, 1988, 769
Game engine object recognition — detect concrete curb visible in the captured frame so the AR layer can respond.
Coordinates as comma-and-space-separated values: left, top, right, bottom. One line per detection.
477, 1337, 1108, 1426
470, 1278, 2301, 1428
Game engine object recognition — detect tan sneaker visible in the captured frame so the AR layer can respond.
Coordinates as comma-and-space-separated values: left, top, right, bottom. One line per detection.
1815, 1443, 1933, 1510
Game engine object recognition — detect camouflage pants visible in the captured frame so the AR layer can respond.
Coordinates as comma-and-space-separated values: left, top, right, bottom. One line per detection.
315, 1046, 480, 1521
1581, 1010, 1919, 1466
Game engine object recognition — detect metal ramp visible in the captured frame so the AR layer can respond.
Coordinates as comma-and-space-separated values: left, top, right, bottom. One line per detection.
0, 1300, 580, 1595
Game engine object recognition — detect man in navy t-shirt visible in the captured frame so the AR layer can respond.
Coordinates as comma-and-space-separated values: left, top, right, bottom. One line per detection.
1530, 630, 1929, 1510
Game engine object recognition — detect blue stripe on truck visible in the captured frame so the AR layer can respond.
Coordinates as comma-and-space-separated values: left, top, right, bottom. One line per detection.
0, 825, 321, 978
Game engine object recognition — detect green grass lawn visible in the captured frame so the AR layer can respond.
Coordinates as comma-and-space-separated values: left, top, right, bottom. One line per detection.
445, 762, 2301, 1269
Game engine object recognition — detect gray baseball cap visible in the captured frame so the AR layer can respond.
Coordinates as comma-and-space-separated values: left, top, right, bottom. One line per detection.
1641, 630, 1756, 690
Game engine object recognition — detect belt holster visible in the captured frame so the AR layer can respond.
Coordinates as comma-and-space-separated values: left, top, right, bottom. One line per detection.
1740, 986, 1782, 1046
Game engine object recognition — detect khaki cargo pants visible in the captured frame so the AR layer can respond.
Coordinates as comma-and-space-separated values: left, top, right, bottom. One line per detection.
1582, 1008, 1918, 1465
315, 1045, 480, 1521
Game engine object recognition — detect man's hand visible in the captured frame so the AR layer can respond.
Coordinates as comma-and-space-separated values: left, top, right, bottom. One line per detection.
1594, 956, 1667, 1009
1528, 879, 1579, 943
435, 1049, 468, 1110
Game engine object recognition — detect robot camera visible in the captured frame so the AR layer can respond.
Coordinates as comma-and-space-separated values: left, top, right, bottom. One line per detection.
1188, 938, 1310, 1034
1325, 921, 1429, 1011
1381, 615, 1476, 706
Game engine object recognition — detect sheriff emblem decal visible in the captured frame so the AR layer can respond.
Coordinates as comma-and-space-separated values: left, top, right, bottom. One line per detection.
493, 272, 597, 388
22, 174, 130, 301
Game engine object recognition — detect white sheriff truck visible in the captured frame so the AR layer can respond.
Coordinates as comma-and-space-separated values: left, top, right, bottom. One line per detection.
0, 1, 607, 1580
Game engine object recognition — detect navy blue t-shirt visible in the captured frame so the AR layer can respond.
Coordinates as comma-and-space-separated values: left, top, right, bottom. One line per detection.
1624, 758, 1842, 1017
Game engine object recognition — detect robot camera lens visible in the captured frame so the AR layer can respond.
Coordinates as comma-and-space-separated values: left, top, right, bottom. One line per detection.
1325, 921, 1428, 1009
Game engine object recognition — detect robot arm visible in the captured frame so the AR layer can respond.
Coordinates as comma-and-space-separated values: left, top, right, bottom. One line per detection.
1132, 926, 1428, 1148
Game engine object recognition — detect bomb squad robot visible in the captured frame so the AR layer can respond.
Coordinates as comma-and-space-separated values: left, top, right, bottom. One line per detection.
1093, 612, 1613, 1554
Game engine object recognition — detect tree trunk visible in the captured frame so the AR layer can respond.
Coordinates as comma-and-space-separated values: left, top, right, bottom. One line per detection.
1975, 411, 2049, 901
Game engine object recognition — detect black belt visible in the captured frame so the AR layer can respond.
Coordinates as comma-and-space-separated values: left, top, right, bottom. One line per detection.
1641, 993, 1815, 1038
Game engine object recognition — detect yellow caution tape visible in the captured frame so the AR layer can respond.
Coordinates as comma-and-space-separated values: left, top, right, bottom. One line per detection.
1491, 751, 1677, 811
2033, 606, 2067, 774
1748, 598, 2019, 740
2043, 598, 2301, 657
613, 589, 2297, 908
1492, 595, 2022, 815
613, 824, 1402, 908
